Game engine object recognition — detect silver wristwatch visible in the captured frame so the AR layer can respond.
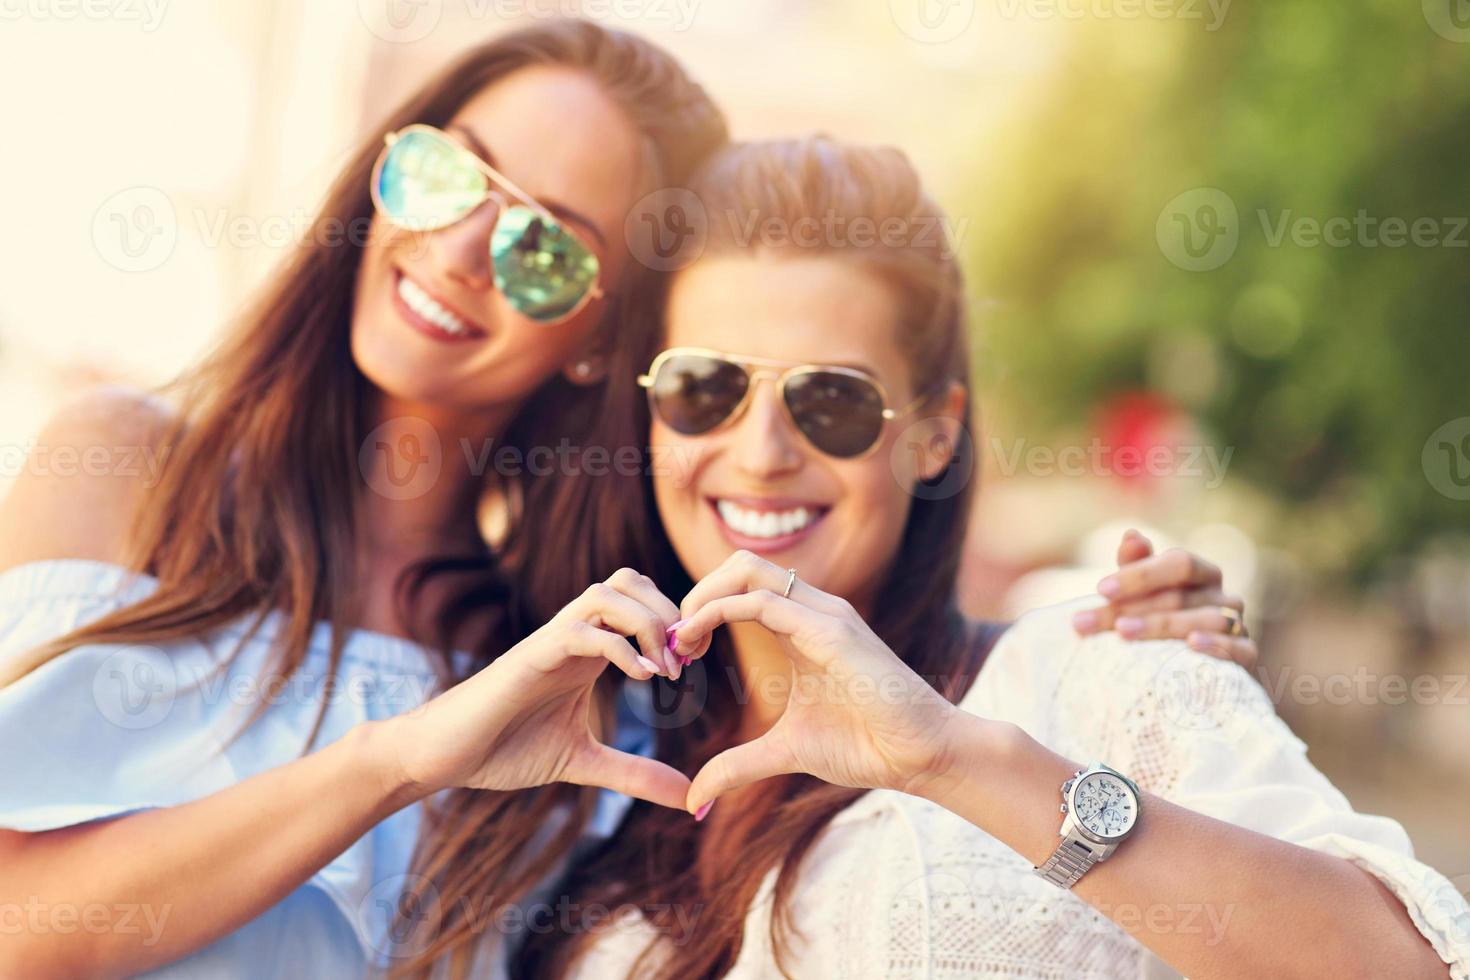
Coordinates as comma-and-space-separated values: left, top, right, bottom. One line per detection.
1034, 762, 1141, 889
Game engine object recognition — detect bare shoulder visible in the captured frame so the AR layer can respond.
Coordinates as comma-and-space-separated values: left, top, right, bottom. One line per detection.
0, 386, 181, 575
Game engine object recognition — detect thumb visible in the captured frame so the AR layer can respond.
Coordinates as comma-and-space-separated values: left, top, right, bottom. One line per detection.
1116, 528, 1153, 567
687, 733, 797, 818
564, 742, 692, 811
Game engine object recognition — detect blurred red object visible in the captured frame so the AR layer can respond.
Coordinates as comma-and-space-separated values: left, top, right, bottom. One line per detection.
1094, 390, 1185, 489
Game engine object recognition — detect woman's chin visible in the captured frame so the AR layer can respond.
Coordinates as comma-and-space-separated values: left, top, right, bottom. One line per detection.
353, 323, 458, 403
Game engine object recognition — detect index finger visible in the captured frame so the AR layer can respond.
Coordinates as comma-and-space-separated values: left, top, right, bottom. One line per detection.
1098, 548, 1222, 602
677, 589, 824, 656
606, 567, 682, 675
679, 549, 847, 622
1115, 528, 1153, 567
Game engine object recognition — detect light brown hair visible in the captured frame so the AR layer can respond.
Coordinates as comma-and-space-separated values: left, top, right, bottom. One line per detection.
0, 20, 727, 978
521, 137, 989, 978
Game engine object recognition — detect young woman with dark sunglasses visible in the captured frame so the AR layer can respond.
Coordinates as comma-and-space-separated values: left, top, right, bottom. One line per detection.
504, 138, 1468, 979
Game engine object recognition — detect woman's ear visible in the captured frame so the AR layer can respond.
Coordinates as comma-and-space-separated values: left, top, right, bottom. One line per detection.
913, 381, 967, 482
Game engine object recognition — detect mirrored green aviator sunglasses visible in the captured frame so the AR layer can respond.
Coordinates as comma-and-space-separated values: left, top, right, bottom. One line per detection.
370, 124, 604, 324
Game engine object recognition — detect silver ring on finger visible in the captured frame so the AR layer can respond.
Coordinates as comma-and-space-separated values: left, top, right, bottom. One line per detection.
782, 568, 797, 599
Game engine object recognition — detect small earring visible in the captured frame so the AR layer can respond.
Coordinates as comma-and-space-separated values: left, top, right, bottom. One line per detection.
573, 361, 593, 378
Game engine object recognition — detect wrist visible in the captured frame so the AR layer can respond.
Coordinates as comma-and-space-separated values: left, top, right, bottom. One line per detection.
346, 715, 436, 816
914, 712, 1082, 866
907, 710, 1034, 804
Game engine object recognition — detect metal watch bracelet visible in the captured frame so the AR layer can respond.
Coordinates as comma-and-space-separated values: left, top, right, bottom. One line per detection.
1035, 836, 1105, 888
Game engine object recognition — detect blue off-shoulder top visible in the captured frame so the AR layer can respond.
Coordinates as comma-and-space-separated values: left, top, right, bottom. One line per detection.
0, 559, 655, 978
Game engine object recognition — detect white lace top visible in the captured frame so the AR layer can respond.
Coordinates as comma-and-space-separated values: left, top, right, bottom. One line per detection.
567, 597, 1470, 979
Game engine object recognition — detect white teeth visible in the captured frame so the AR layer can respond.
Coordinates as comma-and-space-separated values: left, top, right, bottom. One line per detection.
397, 274, 471, 336
715, 500, 817, 539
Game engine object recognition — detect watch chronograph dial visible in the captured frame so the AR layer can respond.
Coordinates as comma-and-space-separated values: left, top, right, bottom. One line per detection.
1073, 772, 1138, 839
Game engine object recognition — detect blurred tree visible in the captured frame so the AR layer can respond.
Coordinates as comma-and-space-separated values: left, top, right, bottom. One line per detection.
974, 0, 1470, 579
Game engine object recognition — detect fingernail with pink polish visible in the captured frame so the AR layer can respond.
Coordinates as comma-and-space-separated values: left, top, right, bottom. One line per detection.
1097, 576, 1122, 598
1072, 610, 1099, 633
694, 801, 713, 821
661, 624, 683, 677
636, 656, 662, 676
1116, 616, 1144, 635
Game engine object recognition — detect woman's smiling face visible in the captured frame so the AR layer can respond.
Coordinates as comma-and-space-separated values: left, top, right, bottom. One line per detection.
651, 252, 946, 605
351, 65, 643, 412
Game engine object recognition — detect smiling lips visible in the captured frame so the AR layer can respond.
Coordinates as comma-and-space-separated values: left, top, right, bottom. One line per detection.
711, 497, 828, 552
392, 269, 834, 546
393, 270, 488, 342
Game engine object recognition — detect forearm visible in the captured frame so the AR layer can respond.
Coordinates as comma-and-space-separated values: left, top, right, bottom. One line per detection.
917, 712, 1447, 980
0, 719, 426, 978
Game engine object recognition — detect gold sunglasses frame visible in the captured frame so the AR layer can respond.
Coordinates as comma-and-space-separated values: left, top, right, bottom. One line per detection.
369, 123, 605, 324
637, 346, 934, 459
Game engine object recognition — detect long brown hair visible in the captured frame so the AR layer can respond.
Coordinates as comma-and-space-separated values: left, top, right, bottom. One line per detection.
520, 137, 988, 978
0, 19, 727, 978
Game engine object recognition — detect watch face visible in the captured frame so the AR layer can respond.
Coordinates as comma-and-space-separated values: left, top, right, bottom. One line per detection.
1073, 772, 1138, 839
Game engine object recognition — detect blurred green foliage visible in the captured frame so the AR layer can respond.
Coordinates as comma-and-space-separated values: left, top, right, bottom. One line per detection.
974, 0, 1469, 579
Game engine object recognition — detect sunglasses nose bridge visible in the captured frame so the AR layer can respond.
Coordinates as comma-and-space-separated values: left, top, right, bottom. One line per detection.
742, 369, 788, 422
746, 368, 780, 387
484, 188, 510, 211
468, 189, 509, 233
740, 368, 814, 451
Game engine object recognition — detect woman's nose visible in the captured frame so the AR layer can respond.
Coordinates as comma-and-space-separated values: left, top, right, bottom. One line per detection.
426, 193, 505, 291
730, 381, 804, 478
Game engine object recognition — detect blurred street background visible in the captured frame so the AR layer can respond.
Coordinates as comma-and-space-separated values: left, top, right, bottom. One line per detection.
0, 0, 1465, 881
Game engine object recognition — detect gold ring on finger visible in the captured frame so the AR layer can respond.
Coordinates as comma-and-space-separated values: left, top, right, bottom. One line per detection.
1218, 606, 1246, 638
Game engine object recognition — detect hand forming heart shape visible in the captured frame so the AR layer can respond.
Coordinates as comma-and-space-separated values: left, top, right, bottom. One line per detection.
385, 554, 963, 822
670, 549, 964, 818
